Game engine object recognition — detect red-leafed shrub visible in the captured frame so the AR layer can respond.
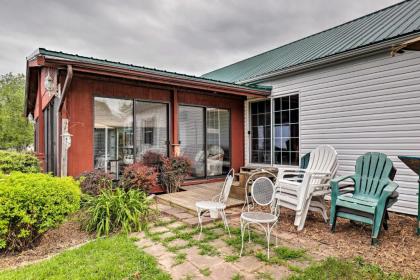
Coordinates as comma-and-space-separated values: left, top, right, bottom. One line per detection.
141, 151, 164, 169
78, 170, 113, 196
160, 156, 191, 193
120, 163, 158, 193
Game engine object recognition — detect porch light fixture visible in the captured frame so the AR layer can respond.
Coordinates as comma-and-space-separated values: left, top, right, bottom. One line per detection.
44, 70, 55, 96
27, 113, 35, 125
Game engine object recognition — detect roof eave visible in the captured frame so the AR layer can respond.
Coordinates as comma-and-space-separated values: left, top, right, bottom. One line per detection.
40, 56, 271, 97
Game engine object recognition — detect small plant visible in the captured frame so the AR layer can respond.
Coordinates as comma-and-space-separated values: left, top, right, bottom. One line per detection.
198, 242, 219, 256
224, 255, 239, 262
78, 170, 113, 196
173, 252, 187, 266
256, 272, 274, 280
0, 151, 40, 174
120, 162, 159, 193
199, 267, 211, 277
274, 246, 306, 260
160, 156, 191, 193
83, 188, 152, 237
231, 273, 244, 280
0, 172, 80, 251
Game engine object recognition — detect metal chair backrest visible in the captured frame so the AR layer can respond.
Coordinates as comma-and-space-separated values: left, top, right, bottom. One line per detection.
251, 177, 275, 206
219, 168, 234, 204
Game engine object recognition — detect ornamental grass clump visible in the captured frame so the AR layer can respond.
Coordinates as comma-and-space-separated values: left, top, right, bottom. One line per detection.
0, 172, 80, 251
0, 150, 40, 174
83, 188, 152, 237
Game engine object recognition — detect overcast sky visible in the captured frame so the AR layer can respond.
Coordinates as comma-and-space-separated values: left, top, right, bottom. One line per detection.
0, 0, 401, 76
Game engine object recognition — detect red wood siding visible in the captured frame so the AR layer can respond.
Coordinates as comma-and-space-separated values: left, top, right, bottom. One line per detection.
35, 72, 245, 179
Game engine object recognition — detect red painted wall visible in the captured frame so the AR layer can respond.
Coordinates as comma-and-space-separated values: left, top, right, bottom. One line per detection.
36, 72, 245, 178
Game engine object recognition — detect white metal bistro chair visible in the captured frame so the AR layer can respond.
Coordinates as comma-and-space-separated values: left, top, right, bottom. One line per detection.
240, 175, 280, 259
276, 145, 338, 231
195, 169, 234, 239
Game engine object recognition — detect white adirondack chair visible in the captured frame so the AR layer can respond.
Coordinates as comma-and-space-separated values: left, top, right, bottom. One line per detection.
275, 145, 338, 231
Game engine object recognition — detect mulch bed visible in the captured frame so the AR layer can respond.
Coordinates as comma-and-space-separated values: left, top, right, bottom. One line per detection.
0, 220, 93, 270
271, 207, 419, 277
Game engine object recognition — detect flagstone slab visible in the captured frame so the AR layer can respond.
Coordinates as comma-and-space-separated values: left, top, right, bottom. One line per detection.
208, 262, 242, 280
143, 243, 168, 257
170, 261, 201, 280
232, 255, 264, 273
134, 238, 155, 249
149, 226, 170, 234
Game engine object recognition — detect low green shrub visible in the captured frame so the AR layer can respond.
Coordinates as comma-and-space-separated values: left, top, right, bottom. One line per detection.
83, 188, 152, 237
78, 170, 113, 196
0, 172, 80, 251
0, 150, 40, 174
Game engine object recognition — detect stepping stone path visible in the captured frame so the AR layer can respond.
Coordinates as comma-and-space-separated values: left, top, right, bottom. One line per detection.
132, 213, 311, 280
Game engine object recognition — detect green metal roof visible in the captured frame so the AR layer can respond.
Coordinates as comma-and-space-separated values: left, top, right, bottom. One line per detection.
202, 0, 420, 83
31, 48, 271, 93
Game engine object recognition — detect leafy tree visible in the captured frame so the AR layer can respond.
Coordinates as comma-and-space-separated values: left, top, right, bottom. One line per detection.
0, 73, 33, 150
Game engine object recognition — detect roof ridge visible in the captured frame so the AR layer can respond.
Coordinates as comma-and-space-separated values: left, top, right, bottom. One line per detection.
202, 0, 413, 78
35, 48, 269, 91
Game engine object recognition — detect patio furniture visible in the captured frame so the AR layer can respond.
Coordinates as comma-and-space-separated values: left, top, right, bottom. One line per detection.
397, 156, 420, 235
330, 152, 399, 244
240, 175, 280, 259
195, 169, 234, 239
275, 145, 338, 230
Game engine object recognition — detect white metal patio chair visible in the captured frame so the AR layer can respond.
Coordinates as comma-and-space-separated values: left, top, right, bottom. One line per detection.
196, 169, 234, 239
275, 145, 338, 231
240, 176, 280, 259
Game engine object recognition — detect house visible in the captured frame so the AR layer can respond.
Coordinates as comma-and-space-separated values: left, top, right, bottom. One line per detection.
25, 0, 420, 214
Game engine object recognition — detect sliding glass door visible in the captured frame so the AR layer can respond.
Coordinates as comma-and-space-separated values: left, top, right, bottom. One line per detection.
94, 97, 133, 178
179, 105, 230, 179
134, 101, 169, 160
179, 106, 205, 178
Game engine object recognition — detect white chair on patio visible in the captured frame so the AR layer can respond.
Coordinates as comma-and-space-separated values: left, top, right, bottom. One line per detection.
195, 169, 234, 239
240, 176, 280, 259
276, 145, 338, 231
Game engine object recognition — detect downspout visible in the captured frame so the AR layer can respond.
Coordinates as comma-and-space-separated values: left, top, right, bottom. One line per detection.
57, 65, 73, 176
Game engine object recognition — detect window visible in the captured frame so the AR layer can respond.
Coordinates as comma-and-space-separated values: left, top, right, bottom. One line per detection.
134, 101, 168, 160
250, 94, 299, 165
179, 106, 231, 178
94, 98, 169, 178
274, 94, 299, 165
250, 100, 271, 164
94, 97, 134, 178
43, 99, 56, 174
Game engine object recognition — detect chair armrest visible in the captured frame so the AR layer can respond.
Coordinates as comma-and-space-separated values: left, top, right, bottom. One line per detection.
330, 175, 356, 199
379, 181, 399, 204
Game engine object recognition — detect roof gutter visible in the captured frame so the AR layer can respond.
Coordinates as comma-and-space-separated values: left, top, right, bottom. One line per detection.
239, 32, 420, 85
58, 65, 73, 111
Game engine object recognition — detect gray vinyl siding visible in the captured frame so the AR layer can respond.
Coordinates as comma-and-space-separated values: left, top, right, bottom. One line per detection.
245, 50, 420, 215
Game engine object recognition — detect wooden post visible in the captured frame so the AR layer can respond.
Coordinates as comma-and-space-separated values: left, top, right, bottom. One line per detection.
171, 88, 180, 156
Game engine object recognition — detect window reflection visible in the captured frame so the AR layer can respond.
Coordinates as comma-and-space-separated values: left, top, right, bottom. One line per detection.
94, 97, 133, 178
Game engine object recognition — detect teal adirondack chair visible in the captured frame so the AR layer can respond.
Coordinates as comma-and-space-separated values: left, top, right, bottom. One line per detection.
329, 152, 398, 244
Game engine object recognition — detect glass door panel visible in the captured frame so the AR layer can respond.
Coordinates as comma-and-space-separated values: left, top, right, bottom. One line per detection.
93, 97, 133, 179
206, 108, 230, 176
179, 106, 205, 178
134, 101, 168, 161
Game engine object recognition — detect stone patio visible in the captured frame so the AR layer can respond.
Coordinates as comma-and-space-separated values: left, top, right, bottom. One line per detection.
131, 213, 311, 280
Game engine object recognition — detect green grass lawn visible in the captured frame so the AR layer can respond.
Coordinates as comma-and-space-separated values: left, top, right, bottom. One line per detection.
289, 257, 406, 280
0, 235, 170, 280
